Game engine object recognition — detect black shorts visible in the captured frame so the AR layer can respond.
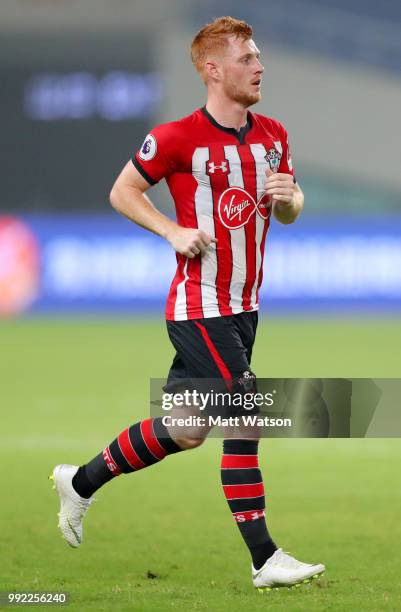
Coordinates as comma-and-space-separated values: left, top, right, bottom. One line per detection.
165, 311, 258, 393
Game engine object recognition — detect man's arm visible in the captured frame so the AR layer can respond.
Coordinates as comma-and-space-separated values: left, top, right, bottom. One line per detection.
264, 168, 304, 225
109, 161, 216, 258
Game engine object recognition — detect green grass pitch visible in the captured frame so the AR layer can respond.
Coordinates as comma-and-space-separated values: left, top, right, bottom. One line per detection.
1, 317, 401, 611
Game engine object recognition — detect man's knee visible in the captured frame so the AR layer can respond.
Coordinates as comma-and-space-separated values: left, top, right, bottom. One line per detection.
174, 436, 206, 450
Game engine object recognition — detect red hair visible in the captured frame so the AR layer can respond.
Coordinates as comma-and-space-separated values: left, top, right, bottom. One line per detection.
191, 16, 253, 79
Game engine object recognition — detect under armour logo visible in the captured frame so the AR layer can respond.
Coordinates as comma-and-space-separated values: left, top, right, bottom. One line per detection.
207, 160, 229, 175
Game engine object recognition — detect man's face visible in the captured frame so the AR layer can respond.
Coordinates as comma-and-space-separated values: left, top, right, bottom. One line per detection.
216, 36, 264, 107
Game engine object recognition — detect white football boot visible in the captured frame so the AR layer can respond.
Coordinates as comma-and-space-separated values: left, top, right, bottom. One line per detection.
49, 464, 94, 548
252, 548, 325, 591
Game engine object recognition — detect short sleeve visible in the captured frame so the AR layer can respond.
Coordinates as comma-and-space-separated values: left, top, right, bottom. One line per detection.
132, 123, 178, 185
278, 123, 296, 181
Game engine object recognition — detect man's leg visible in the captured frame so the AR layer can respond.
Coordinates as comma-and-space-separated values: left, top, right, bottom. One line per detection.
51, 416, 204, 547
72, 417, 183, 498
220, 436, 326, 589
221, 438, 277, 569
167, 316, 279, 568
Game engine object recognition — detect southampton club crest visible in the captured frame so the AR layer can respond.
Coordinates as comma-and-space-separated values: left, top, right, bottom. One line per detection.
264, 141, 282, 173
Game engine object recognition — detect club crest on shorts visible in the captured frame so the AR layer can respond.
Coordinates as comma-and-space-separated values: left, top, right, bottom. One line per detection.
264, 141, 282, 173
238, 370, 257, 392
139, 134, 157, 161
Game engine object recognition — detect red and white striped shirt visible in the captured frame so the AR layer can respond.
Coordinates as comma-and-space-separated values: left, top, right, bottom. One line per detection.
133, 106, 295, 321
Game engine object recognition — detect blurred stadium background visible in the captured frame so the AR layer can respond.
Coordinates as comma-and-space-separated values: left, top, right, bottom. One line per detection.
1, 0, 400, 317
1, 2, 401, 610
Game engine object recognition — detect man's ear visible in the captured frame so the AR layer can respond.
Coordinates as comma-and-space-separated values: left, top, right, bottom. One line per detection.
205, 61, 220, 82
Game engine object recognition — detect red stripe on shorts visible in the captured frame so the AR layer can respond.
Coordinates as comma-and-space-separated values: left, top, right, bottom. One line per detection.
194, 321, 232, 384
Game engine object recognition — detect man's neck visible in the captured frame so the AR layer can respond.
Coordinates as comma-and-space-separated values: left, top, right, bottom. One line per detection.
205, 96, 249, 132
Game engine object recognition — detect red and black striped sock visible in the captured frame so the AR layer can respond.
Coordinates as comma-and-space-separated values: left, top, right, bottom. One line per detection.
221, 439, 277, 570
72, 417, 183, 498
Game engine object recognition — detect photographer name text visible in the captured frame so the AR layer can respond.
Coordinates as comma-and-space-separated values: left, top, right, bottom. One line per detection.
162, 415, 292, 428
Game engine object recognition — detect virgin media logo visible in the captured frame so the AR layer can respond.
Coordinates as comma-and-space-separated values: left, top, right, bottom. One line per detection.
218, 187, 270, 230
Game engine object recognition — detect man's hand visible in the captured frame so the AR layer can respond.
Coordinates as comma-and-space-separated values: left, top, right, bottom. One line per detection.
166, 226, 217, 258
264, 168, 303, 224
264, 168, 295, 204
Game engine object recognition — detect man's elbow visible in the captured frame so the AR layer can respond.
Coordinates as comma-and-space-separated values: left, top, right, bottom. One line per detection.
109, 186, 121, 212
